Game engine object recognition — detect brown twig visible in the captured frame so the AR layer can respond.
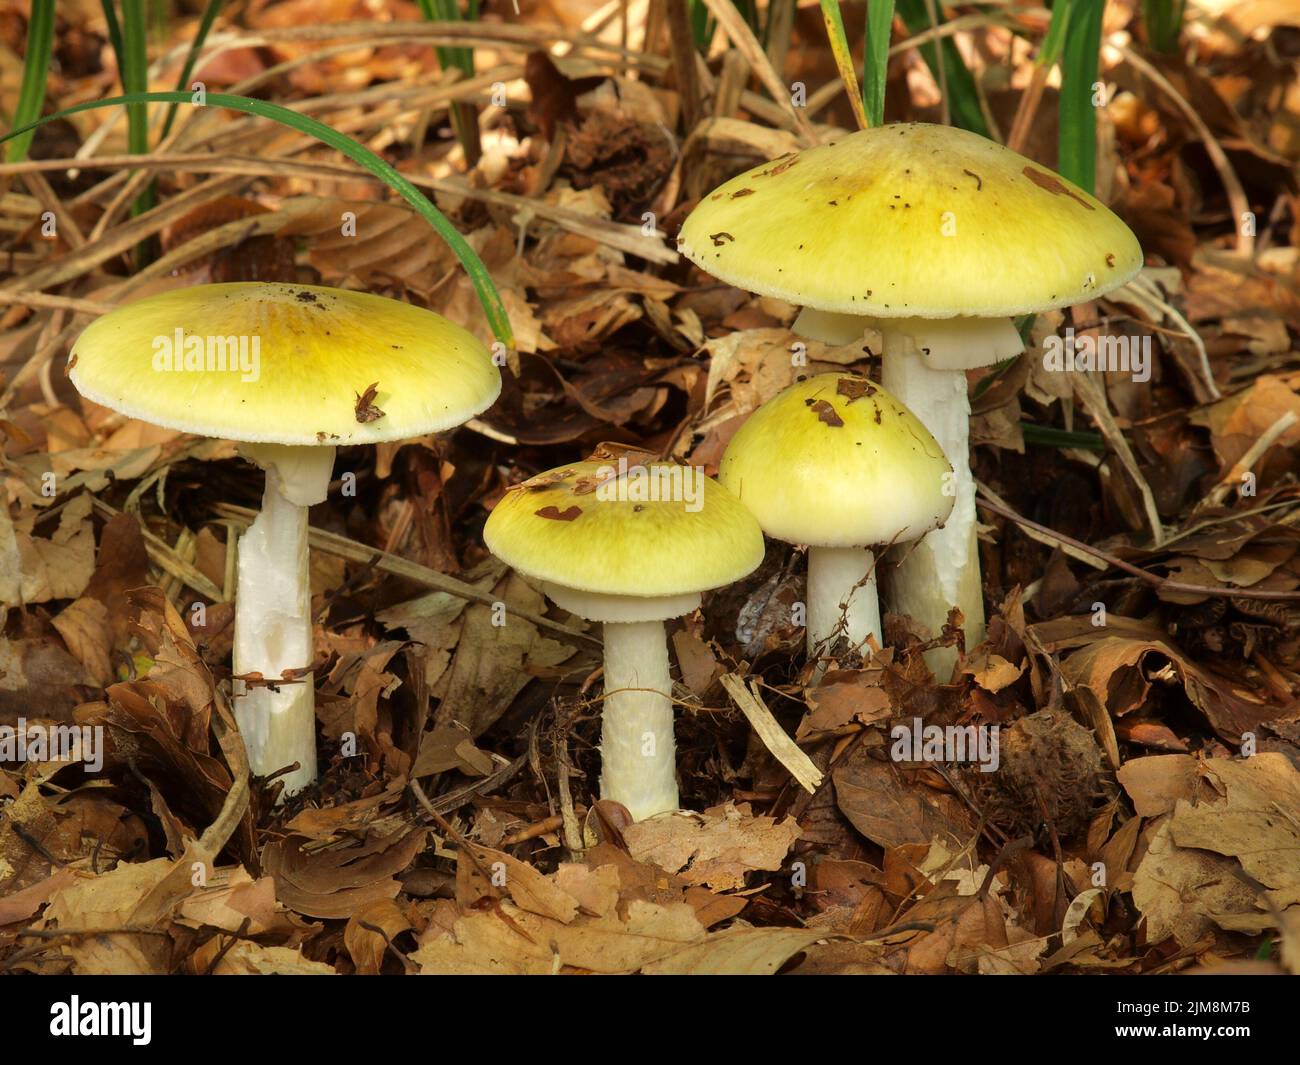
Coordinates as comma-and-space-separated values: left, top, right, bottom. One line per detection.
215, 503, 599, 647
203, 916, 252, 975
1199, 410, 1298, 510
410, 752, 528, 818
976, 493, 1300, 602
501, 807, 588, 846
666, 0, 702, 131
407, 778, 498, 886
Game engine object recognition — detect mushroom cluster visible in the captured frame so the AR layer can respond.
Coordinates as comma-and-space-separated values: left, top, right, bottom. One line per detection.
678, 122, 1143, 676
63, 121, 1144, 824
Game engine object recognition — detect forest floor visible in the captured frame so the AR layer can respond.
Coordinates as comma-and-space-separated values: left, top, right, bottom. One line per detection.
1, 0, 1298, 975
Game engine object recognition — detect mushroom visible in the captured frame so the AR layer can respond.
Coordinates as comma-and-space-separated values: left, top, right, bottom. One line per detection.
719, 373, 953, 669
68, 282, 501, 795
677, 122, 1142, 677
484, 458, 763, 821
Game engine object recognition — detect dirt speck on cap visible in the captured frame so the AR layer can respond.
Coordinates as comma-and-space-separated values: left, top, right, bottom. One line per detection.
1022, 166, 1095, 211
759, 155, 798, 177
354, 382, 386, 423
709, 232, 735, 246
536, 505, 582, 521
514, 467, 577, 492
810, 399, 844, 427
836, 377, 876, 403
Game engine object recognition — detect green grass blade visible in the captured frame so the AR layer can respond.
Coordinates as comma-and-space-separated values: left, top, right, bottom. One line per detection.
420, 0, 473, 74
863, 0, 896, 128
120, 1, 149, 160
1021, 423, 1105, 451
1141, 0, 1185, 53
417, 0, 479, 163
119, 0, 154, 263
818, 1, 868, 129
0, 91, 514, 348
99, 0, 126, 75
1058, 0, 1104, 193
5, 0, 56, 163
894, 0, 989, 137
1038, 0, 1073, 68
160, 0, 225, 139
688, 0, 714, 48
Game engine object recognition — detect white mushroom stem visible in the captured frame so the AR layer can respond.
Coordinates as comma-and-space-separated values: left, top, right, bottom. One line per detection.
877, 317, 1023, 679
233, 443, 335, 798
806, 546, 881, 668
543, 584, 692, 822
599, 619, 679, 822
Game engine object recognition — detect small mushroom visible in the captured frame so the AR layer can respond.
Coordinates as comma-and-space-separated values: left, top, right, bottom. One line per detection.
484, 460, 763, 821
719, 374, 953, 671
677, 122, 1143, 677
68, 282, 501, 796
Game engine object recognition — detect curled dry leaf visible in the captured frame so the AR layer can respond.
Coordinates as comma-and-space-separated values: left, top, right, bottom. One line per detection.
1058, 635, 1283, 741
1116, 753, 1205, 817
833, 745, 977, 851
6, 496, 95, 603
1132, 819, 1260, 948
417, 856, 824, 976
190, 941, 337, 976
38, 859, 179, 975
622, 802, 802, 891
345, 898, 413, 975
261, 830, 427, 920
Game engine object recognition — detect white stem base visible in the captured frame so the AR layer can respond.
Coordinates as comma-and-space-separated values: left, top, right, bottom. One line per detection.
807, 545, 881, 669
599, 620, 678, 821
233, 445, 334, 797
880, 328, 987, 679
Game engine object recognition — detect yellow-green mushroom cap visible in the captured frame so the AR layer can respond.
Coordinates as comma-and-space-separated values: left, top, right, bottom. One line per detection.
719, 373, 954, 548
68, 282, 500, 445
484, 460, 764, 619
677, 122, 1143, 320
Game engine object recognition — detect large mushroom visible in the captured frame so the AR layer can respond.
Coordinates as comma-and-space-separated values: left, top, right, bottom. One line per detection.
484, 459, 763, 821
719, 373, 953, 669
69, 282, 501, 795
677, 122, 1142, 676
